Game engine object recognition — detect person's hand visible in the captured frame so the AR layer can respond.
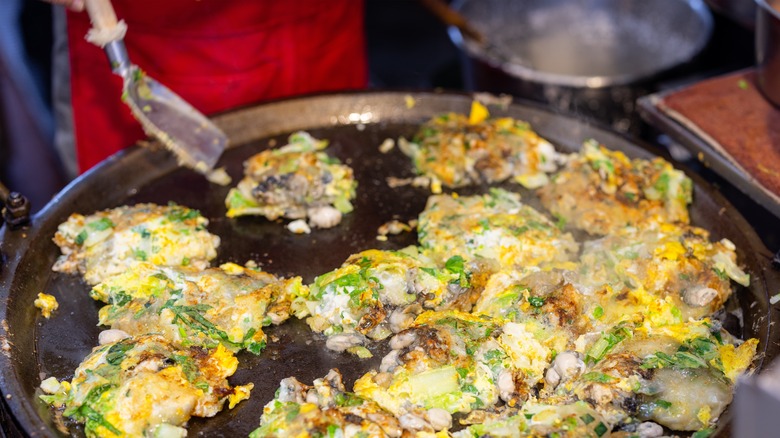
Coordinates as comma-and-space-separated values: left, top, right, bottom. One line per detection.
45, 0, 85, 12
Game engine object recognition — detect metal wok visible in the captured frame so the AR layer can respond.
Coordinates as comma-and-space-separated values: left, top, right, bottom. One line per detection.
449, 0, 713, 134
0, 91, 778, 437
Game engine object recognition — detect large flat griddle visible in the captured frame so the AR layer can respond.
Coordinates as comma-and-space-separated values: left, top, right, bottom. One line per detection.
1, 91, 778, 437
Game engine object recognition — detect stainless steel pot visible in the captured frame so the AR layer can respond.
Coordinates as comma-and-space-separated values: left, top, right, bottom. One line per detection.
449, 0, 713, 133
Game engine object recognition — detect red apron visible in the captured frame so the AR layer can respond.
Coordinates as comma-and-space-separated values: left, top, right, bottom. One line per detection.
67, 0, 367, 173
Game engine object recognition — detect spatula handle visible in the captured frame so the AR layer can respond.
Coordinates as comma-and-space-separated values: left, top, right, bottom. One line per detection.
85, 0, 119, 33
84, 0, 127, 47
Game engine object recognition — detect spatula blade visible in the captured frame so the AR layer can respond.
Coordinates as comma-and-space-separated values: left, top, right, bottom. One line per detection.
122, 67, 227, 171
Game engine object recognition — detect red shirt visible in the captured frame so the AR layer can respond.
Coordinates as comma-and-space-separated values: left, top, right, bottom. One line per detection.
67, 0, 367, 173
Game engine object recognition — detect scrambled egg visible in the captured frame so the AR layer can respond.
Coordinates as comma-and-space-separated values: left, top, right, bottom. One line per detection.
251, 370, 403, 438
91, 262, 304, 354
34, 292, 58, 319
577, 221, 750, 322
292, 248, 486, 353
538, 139, 693, 235
225, 131, 357, 229
52, 203, 220, 285
354, 311, 504, 417
39, 334, 251, 437
418, 189, 579, 270
398, 113, 565, 188
455, 401, 609, 438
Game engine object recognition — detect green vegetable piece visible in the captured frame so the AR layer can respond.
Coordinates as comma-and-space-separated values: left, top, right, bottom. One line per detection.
105, 341, 133, 365
75, 230, 88, 246
133, 249, 147, 261
445, 255, 465, 274
66, 384, 122, 435
111, 291, 132, 307
581, 372, 616, 383
88, 217, 115, 231
167, 206, 200, 222
528, 296, 545, 308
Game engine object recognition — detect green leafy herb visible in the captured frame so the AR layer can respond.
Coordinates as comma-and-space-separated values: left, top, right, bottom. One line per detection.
247, 340, 266, 355
172, 353, 198, 382
592, 306, 604, 319
586, 325, 632, 364
528, 296, 545, 308
285, 403, 301, 422
75, 230, 88, 246
642, 351, 703, 370
527, 220, 549, 231
242, 328, 257, 343
654, 173, 672, 197
692, 428, 714, 438
445, 255, 465, 274
581, 372, 616, 383
655, 399, 672, 409
105, 342, 133, 365
594, 422, 608, 437
685, 337, 719, 359
133, 248, 147, 261
513, 225, 530, 235
167, 206, 200, 222
111, 291, 132, 307
88, 217, 115, 231
593, 159, 615, 175
580, 413, 595, 425
65, 384, 121, 435
162, 300, 250, 351
445, 255, 470, 287
420, 267, 438, 277
334, 392, 364, 407
641, 337, 718, 371
712, 267, 728, 281
461, 383, 478, 393
484, 349, 504, 362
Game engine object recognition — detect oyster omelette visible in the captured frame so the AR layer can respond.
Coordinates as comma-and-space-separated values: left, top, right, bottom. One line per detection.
41, 114, 757, 438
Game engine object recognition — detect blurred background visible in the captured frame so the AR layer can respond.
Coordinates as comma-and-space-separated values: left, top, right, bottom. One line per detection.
0, 0, 761, 214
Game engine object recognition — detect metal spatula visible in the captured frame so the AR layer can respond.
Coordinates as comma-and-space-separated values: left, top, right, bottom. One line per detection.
84, 0, 227, 172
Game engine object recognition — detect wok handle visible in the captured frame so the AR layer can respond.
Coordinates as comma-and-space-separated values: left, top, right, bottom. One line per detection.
0, 180, 30, 229
84, 0, 128, 47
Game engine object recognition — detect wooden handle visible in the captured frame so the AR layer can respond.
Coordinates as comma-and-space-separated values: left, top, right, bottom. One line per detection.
84, 0, 127, 47
419, 0, 486, 44
85, 0, 119, 33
